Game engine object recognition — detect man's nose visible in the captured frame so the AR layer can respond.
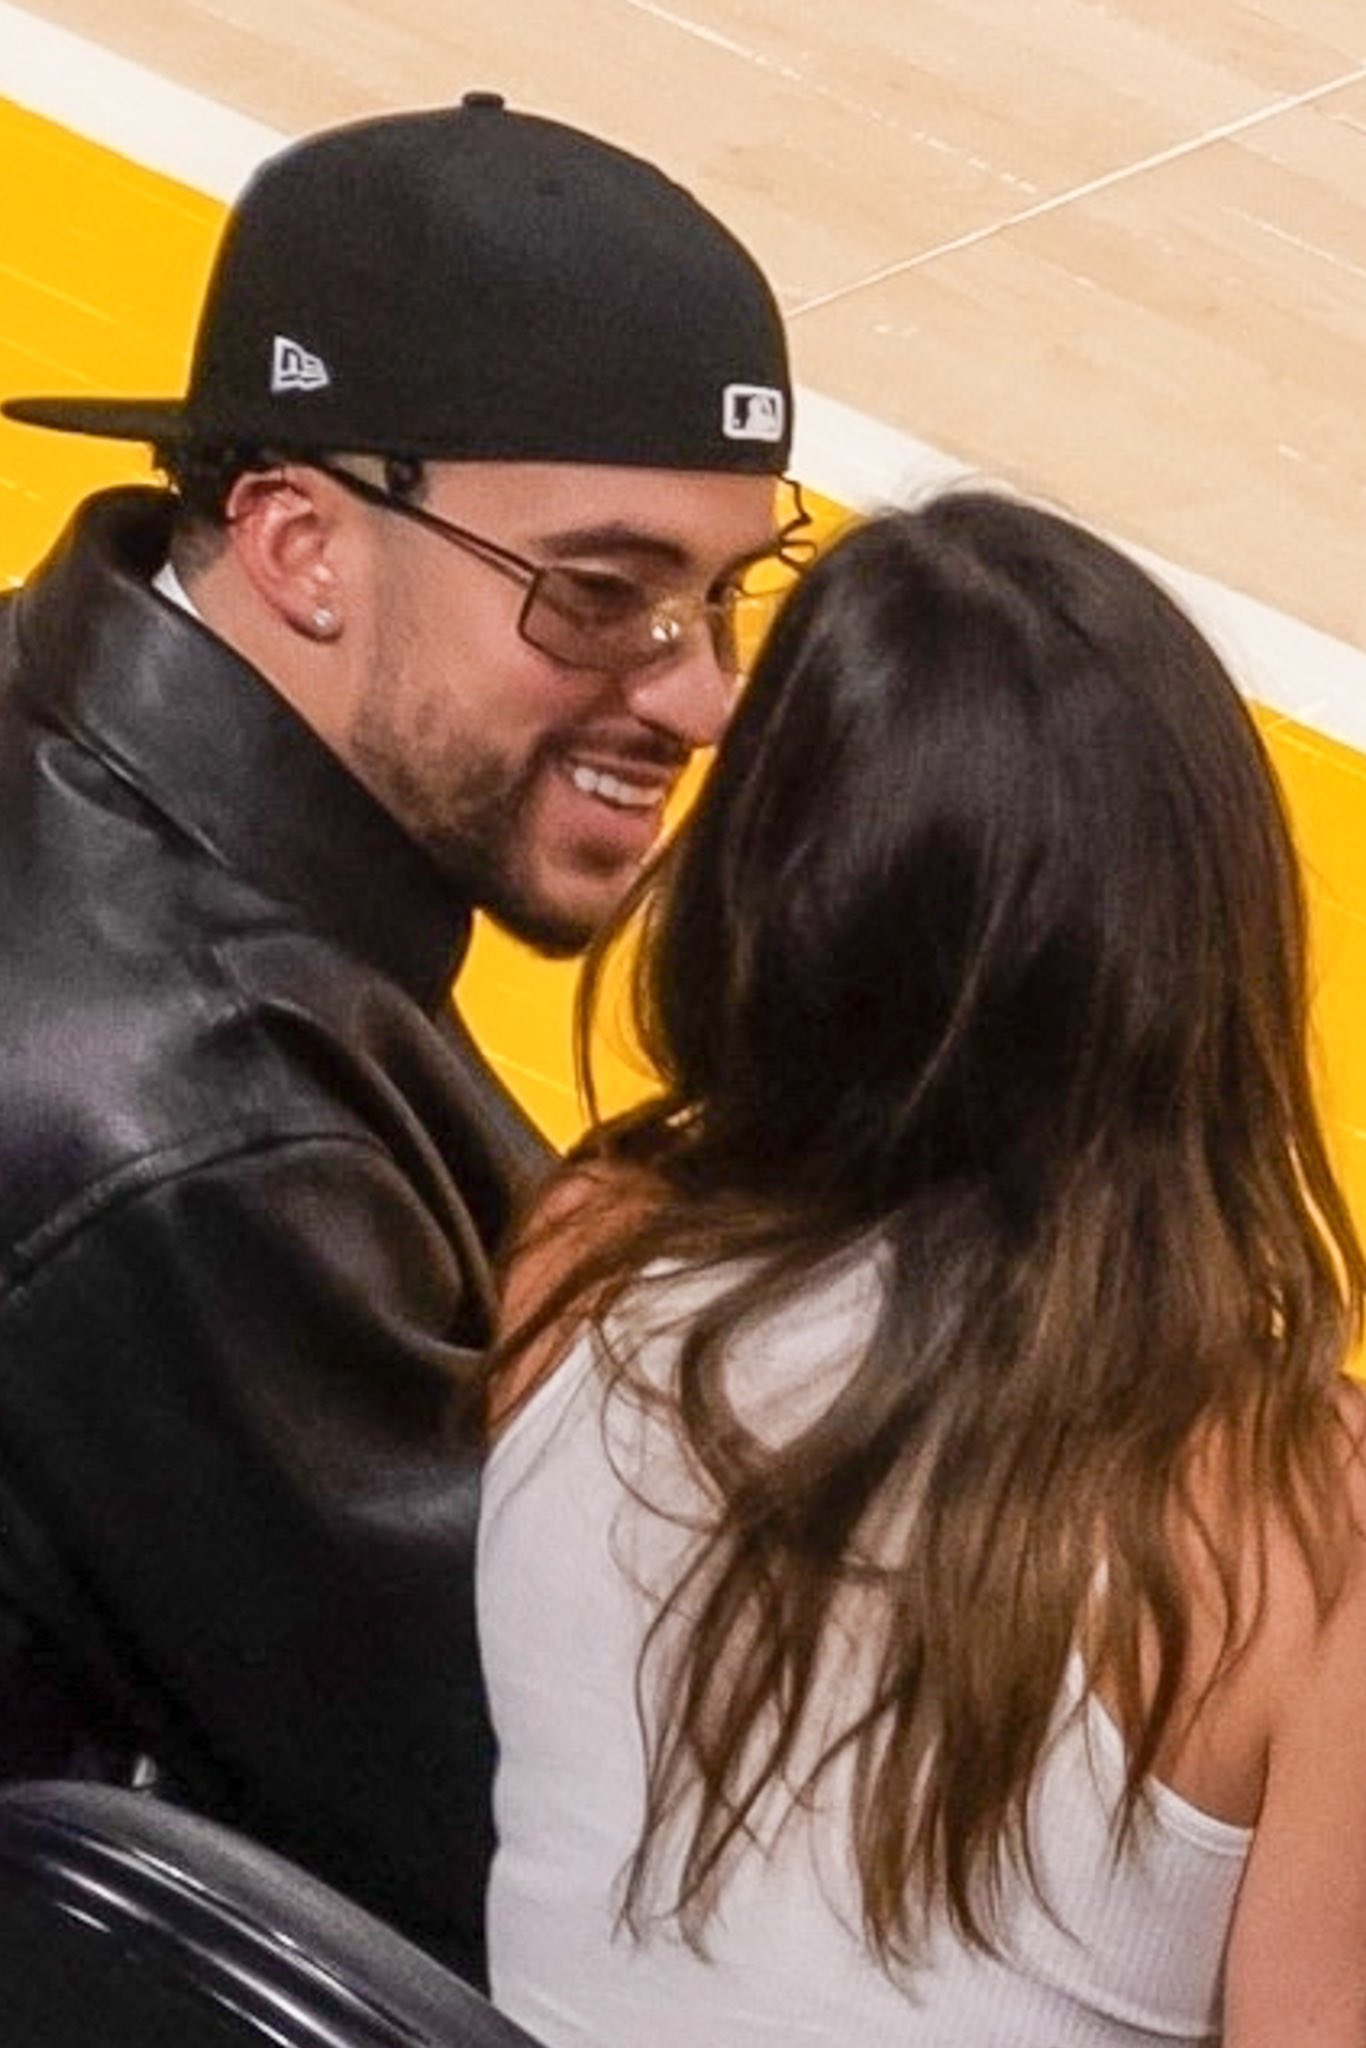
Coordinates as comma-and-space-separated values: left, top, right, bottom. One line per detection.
619, 629, 738, 750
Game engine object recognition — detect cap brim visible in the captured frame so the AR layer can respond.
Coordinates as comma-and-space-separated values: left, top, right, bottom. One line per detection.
1, 396, 189, 443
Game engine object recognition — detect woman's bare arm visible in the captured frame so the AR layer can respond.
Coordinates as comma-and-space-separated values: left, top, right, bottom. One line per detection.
1221, 1388, 1366, 2047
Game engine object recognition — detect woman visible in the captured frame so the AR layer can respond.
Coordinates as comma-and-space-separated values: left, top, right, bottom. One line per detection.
478, 491, 1366, 2047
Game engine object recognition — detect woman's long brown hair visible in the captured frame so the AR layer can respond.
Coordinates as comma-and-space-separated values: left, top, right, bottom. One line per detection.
489, 491, 1364, 1971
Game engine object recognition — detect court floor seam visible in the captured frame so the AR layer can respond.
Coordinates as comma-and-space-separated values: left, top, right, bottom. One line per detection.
787, 61, 1366, 320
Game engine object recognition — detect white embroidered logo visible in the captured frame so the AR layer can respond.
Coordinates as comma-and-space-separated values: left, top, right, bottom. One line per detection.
722, 383, 785, 443
271, 336, 331, 394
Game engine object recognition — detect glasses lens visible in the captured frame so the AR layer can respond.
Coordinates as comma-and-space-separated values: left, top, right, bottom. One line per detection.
519, 550, 813, 676
521, 567, 661, 669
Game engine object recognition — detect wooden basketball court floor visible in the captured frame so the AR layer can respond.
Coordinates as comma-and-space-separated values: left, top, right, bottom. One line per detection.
3, 0, 1366, 1243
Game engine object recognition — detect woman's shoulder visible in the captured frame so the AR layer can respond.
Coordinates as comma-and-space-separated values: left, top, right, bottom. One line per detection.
1218, 1380, 1366, 2039
1181, 1375, 1366, 1630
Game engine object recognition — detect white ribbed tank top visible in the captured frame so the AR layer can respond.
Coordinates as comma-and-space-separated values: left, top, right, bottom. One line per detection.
479, 1253, 1250, 2048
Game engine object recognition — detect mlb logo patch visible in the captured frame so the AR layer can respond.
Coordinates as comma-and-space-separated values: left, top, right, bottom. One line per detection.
722, 384, 785, 443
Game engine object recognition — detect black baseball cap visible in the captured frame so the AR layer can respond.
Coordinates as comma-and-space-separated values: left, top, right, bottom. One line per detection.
2, 92, 792, 473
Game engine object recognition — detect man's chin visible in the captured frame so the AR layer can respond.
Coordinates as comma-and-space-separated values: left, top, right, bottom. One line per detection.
482, 878, 622, 959
432, 822, 643, 957
488, 906, 596, 960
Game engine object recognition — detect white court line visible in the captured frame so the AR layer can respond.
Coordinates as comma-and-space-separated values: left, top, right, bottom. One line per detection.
0, 0, 277, 197
790, 391, 1366, 752
3, 0, 1366, 755
614, 0, 1043, 195
789, 62, 1366, 317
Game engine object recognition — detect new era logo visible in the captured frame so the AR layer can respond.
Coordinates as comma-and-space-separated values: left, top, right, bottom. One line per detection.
271, 336, 331, 395
722, 384, 785, 443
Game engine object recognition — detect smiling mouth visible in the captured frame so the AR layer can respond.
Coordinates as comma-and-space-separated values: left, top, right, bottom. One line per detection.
566, 761, 669, 811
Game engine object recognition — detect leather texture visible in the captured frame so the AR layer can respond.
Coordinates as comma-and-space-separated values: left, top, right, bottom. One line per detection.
0, 489, 553, 1987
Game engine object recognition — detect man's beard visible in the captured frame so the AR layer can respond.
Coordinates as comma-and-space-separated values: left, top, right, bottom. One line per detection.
350, 721, 605, 958
437, 809, 601, 960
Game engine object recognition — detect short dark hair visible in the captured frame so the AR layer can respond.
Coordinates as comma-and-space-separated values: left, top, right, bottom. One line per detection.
161, 445, 430, 581
160, 444, 429, 526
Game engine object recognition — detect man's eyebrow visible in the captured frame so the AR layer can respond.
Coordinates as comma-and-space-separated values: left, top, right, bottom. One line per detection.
532, 521, 785, 578
531, 522, 693, 566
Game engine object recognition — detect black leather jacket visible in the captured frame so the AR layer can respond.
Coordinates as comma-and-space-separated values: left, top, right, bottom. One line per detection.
0, 489, 552, 1984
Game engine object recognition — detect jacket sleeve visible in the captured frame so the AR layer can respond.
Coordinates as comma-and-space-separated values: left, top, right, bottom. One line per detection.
0, 1129, 500, 1984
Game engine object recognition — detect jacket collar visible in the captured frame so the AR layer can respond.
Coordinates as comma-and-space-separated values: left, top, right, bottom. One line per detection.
12, 487, 474, 1012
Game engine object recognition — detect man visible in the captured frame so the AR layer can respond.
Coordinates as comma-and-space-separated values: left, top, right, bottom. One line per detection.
0, 92, 798, 1983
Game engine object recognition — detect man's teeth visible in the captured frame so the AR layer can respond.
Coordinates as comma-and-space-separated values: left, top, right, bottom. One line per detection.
568, 763, 660, 810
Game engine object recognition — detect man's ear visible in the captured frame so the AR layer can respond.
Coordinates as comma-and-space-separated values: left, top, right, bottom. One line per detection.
223, 468, 344, 641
